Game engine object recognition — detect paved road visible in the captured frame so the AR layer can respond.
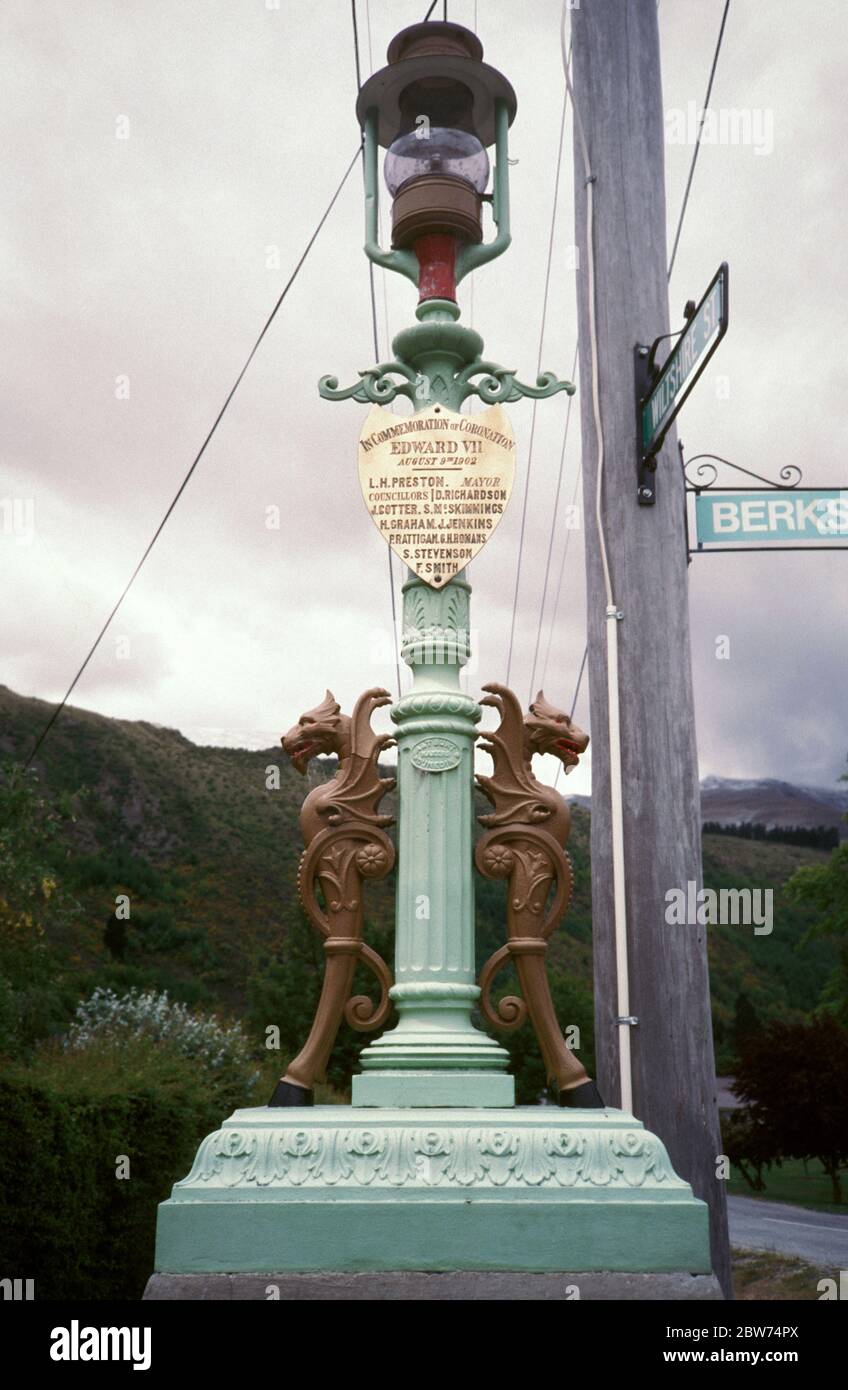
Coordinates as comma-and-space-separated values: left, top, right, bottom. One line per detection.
715, 1075, 743, 1111
728, 1194, 848, 1268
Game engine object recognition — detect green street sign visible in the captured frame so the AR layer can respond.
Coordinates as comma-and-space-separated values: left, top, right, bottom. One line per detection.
695, 489, 848, 548
640, 262, 729, 460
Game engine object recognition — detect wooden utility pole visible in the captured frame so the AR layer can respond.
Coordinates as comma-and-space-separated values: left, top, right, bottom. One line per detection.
571, 0, 731, 1295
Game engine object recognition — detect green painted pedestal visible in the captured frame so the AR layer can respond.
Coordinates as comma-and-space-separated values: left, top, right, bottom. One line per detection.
154, 1105, 711, 1276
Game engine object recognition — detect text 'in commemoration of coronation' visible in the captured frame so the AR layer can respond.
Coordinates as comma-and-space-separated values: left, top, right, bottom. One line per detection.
357, 403, 516, 589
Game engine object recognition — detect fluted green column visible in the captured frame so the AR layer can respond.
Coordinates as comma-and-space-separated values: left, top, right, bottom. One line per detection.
352, 308, 514, 1106
353, 572, 513, 1107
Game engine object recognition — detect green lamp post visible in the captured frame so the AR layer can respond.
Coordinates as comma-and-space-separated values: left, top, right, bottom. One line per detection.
149, 21, 716, 1292
321, 20, 574, 1107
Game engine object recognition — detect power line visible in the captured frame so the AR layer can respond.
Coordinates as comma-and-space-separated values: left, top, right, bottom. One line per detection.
364, 0, 392, 363
500, 67, 567, 686
469, 0, 479, 328
527, 342, 579, 705
552, 639, 587, 794
548, 1, 732, 738
352, 0, 403, 700
25, 148, 361, 769
350, 0, 381, 362
569, 638, 587, 721
667, 0, 731, 279
539, 440, 581, 694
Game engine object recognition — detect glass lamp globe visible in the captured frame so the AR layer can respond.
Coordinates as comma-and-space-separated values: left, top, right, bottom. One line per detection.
384, 127, 490, 197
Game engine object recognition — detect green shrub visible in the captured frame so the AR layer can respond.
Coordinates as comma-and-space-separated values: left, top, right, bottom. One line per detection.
0, 1040, 255, 1300
66, 986, 258, 1099
65, 849, 169, 899
0, 763, 81, 1052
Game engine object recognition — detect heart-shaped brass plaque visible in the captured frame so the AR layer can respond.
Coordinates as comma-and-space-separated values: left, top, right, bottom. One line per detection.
357, 403, 516, 589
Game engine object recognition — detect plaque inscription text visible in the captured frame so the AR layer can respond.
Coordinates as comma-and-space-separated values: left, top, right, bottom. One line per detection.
357, 403, 516, 589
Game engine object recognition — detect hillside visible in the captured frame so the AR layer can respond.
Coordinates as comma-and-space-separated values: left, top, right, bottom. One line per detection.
0, 684, 392, 1017
0, 684, 836, 1080
569, 776, 848, 840
700, 776, 848, 840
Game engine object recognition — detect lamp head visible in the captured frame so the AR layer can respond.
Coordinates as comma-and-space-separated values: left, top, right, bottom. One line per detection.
357, 21, 515, 258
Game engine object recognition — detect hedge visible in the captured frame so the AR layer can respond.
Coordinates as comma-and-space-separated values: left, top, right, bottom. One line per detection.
0, 1042, 238, 1300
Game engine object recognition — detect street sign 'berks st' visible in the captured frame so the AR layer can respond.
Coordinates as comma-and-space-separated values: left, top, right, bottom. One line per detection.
635, 262, 729, 505
694, 489, 848, 550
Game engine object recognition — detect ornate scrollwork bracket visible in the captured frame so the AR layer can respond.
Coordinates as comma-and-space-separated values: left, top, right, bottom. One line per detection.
319, 363, 418, 406
475, 682, 603, 1107
320, 359, 574, 409
455, 363, 575, 405
683, 451, 803, 492
271, 688, 396, 1103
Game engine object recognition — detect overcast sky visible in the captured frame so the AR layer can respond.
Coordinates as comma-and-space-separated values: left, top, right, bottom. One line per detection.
2, 0, 846, 796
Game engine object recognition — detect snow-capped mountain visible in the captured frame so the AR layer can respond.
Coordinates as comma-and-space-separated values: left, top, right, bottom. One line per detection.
566, 776, 848, 838
699, 776, 848, 837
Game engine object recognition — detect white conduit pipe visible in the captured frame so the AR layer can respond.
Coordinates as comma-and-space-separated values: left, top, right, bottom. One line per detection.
561, 3, 634, 1115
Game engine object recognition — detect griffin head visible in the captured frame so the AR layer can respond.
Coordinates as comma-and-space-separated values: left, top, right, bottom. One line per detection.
524, 690, 589, 774
282, 690, 347, 775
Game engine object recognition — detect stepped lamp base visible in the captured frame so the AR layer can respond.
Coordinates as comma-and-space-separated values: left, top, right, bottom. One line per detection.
352, 1069, 515, 1108
153, 1105, 712, 1278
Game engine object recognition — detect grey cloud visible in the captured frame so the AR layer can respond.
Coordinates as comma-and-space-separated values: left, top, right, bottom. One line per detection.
1, 0, 845, 798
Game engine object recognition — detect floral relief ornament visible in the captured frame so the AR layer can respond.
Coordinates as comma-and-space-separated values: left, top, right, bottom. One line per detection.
178, 1121, 686, 1192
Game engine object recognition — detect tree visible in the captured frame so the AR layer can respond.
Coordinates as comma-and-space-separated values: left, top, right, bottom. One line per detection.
731, 991, 760, 1061
0, 764, 80, 1052
734, 1015, 848, 1203
104, 912, 128, 961
785, 759, 848, 1022
722, 1109, 779, 1193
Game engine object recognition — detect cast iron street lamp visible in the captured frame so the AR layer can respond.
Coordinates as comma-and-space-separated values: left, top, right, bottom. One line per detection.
152, 19, 714, 1293
294, 19, 602, 1110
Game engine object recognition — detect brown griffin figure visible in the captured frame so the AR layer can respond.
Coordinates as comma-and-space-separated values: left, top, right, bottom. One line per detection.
269, 688, 396, 1106
475, 682, 604, 1107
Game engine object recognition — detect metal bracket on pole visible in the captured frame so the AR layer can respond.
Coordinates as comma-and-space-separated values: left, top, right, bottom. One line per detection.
634, 268, 729, 508
634, 343, 658, 507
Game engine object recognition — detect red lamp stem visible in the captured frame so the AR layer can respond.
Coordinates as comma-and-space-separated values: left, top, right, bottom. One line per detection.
415, 234, 458, 303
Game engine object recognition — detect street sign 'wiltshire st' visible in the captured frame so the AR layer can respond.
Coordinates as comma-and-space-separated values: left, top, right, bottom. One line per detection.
695, 489, 848, 549
641, 262, 729, 462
